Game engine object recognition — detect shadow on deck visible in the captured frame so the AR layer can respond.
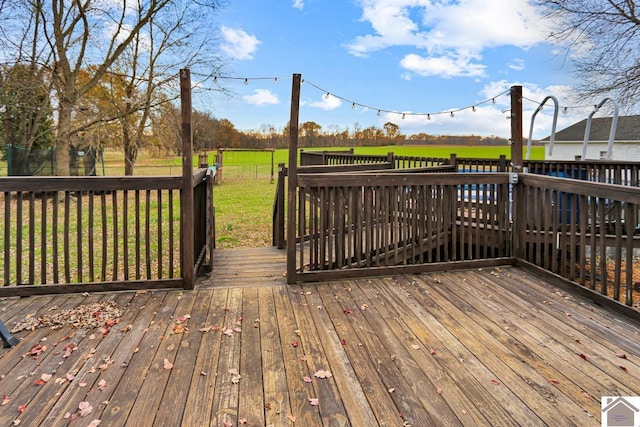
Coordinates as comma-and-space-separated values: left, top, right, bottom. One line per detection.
1, 248, 639, 426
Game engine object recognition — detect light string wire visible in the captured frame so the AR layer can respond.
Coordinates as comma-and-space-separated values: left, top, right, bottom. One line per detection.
302, 79, 511, 120
521, 95, 597, 114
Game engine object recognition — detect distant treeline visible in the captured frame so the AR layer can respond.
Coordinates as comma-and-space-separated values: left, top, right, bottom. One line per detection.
192, 111, 518, 151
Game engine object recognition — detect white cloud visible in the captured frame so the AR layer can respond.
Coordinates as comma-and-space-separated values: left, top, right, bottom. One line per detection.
292, 0, 304, 10
400, 52, 486, 78
220, 26, 261, 60
307, 94, 343, 111
346, 0, 548, 78
507, 58, 526, 71
243, 89, 280, 105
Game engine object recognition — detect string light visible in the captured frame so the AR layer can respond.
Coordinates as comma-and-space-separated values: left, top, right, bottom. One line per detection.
302, 79, 510, 122
209, 75, 512, 121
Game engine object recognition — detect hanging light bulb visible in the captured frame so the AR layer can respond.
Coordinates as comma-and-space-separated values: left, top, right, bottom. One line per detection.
274, 77, 278, 84
492, 98, 496, 104
325, 92, 330, 99
563, 107, 568, 114
450, 111, 455, 117
243, 78, 249, 85
427, 114, 431, 120
214, 76, 217, 82
402, 113, 406, 119
472, 106, 476, 112
351, 102, 356, 109
377, 110, 381, 116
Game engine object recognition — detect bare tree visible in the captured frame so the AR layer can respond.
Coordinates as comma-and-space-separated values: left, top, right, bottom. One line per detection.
542, 0, 640, 107
0, 0, 224, 175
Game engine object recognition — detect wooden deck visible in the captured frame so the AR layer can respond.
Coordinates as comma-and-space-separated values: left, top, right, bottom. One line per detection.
1, 249, 639, 426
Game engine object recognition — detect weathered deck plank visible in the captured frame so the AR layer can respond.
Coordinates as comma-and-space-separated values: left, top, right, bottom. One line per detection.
1, 257, 639, 426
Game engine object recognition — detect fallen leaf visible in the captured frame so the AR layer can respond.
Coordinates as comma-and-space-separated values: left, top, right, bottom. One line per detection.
388, 388, 395, 393
309, 398, 319, 406
200, 371, 207, 376
582, 391, 591, 399
292, 341, 300, 347
491, 379, 500, 385
98, 379, 107, 391
343, 309, 352, 314
341, 339, 346, 346
223, 421, 232, 427
360, 304, 368, 311
579, 353, 587, 360
314, 369, 332, 379
239, 419, 248, 425
87, 421, 101, 427
429, 349, 436, 355
12, 420, 20, 425
79, 382, 87, 388
2, 395, 9, 406
163, 359, 173, 370
616, 353, 627, 359
620, 366, 628, 372
17, 404, 26, 413
411, 344, 420, 350
78, 401, 93, 417
548, 379, 560, 384
228, 368, 238, 375
303, 376, 312, 383
287, 414, 296, 422
198, 326, 212, 333
436, 387, 443, 394
223, 329, 234, 337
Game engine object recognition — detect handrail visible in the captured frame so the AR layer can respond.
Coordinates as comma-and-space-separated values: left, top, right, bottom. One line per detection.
526, 95, 559, 160
582, 97, 619, 160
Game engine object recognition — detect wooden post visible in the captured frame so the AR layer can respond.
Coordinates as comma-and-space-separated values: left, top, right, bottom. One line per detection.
180, 69, 195, 290
273, 163, 286, 249
287, 74, 302, 284
510, 86, 523, 172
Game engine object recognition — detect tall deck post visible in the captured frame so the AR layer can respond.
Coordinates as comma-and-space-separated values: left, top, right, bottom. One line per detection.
287, 74, 302, 284
510, 85, 523, 172
180, 69, 195, 290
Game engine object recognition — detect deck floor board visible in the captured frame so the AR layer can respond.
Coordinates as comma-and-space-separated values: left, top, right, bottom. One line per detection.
1, 248, 639, 426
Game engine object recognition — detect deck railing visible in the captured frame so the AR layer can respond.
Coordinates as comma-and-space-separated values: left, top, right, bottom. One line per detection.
294, 172, 512, 281
0, 169, 214, 295
287, 153, 640, 310
514, 173, 640, 308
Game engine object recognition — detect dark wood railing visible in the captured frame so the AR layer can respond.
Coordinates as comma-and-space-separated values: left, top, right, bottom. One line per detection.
294, 172, 512, 281
0, 169, 214, 295
283, 151, 640, 310
514, 174, 640, 308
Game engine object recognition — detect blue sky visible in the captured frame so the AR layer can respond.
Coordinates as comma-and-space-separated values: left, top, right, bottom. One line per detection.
200, 0, 593, 139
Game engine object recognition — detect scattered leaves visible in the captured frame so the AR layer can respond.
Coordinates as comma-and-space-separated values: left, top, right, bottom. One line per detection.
11, 302, 122, 333
163, 359, 173, 370
314, 369, 332, 379
78, 401, 93, 417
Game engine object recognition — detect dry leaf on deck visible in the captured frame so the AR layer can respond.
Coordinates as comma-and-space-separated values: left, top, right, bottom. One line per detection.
163, 359, 173, 370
